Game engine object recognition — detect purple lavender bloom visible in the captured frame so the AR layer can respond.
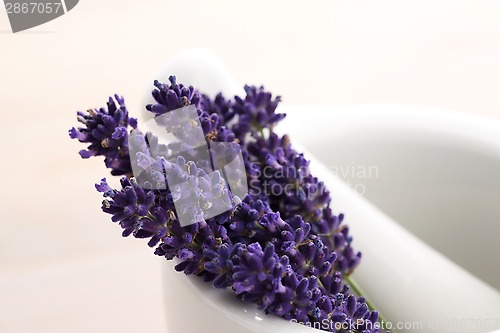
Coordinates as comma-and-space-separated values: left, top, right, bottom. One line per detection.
232, 243, 287, 307
96, 177, 161, 244
246, 132, 361, 275
204, 243, 240, 288
201, 93, 236, 125
247, 133, 329, 220
275, 267, 321, 322
147, 77, 238, 144
69, 95, 137, 175
70, 78, 384, 333
155, 215, 234, 284
232, 85, 285, 142
146, 76, 202, 115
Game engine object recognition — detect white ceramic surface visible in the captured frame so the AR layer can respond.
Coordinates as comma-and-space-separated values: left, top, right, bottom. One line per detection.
147, 50, 500, 333
282, 105, 500, 292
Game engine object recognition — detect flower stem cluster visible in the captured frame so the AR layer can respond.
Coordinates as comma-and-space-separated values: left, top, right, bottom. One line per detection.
70, 77, 384, 332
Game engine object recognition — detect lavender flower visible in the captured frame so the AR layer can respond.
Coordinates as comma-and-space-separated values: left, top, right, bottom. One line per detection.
96, 177, 162, 246
69, 95, 137, 175
247, 133, 329, 220
232, 243, 287, 303
70, 77, 385, 333
146, 76, 236, 144
201, 92, 236, 125
203, 243, 240, 288
246, 133, 361, 275
146, 76, 202, 115
232, 85, 285, 142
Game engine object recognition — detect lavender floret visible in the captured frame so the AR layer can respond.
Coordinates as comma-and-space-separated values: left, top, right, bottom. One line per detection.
232, 85, 285, 142
69, 95, 137, 175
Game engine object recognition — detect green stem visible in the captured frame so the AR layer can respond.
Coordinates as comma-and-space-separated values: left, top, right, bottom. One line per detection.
344, 275, 396, 333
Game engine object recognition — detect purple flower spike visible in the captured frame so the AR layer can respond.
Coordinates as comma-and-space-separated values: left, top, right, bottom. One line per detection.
233, 243, 288, 308
232, 85, 285, 141
69, 95, 137, 175
146, 76, 202, 115
70, 77, 385, 333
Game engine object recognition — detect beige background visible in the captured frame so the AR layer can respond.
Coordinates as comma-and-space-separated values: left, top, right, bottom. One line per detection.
1, 1, 499, 332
